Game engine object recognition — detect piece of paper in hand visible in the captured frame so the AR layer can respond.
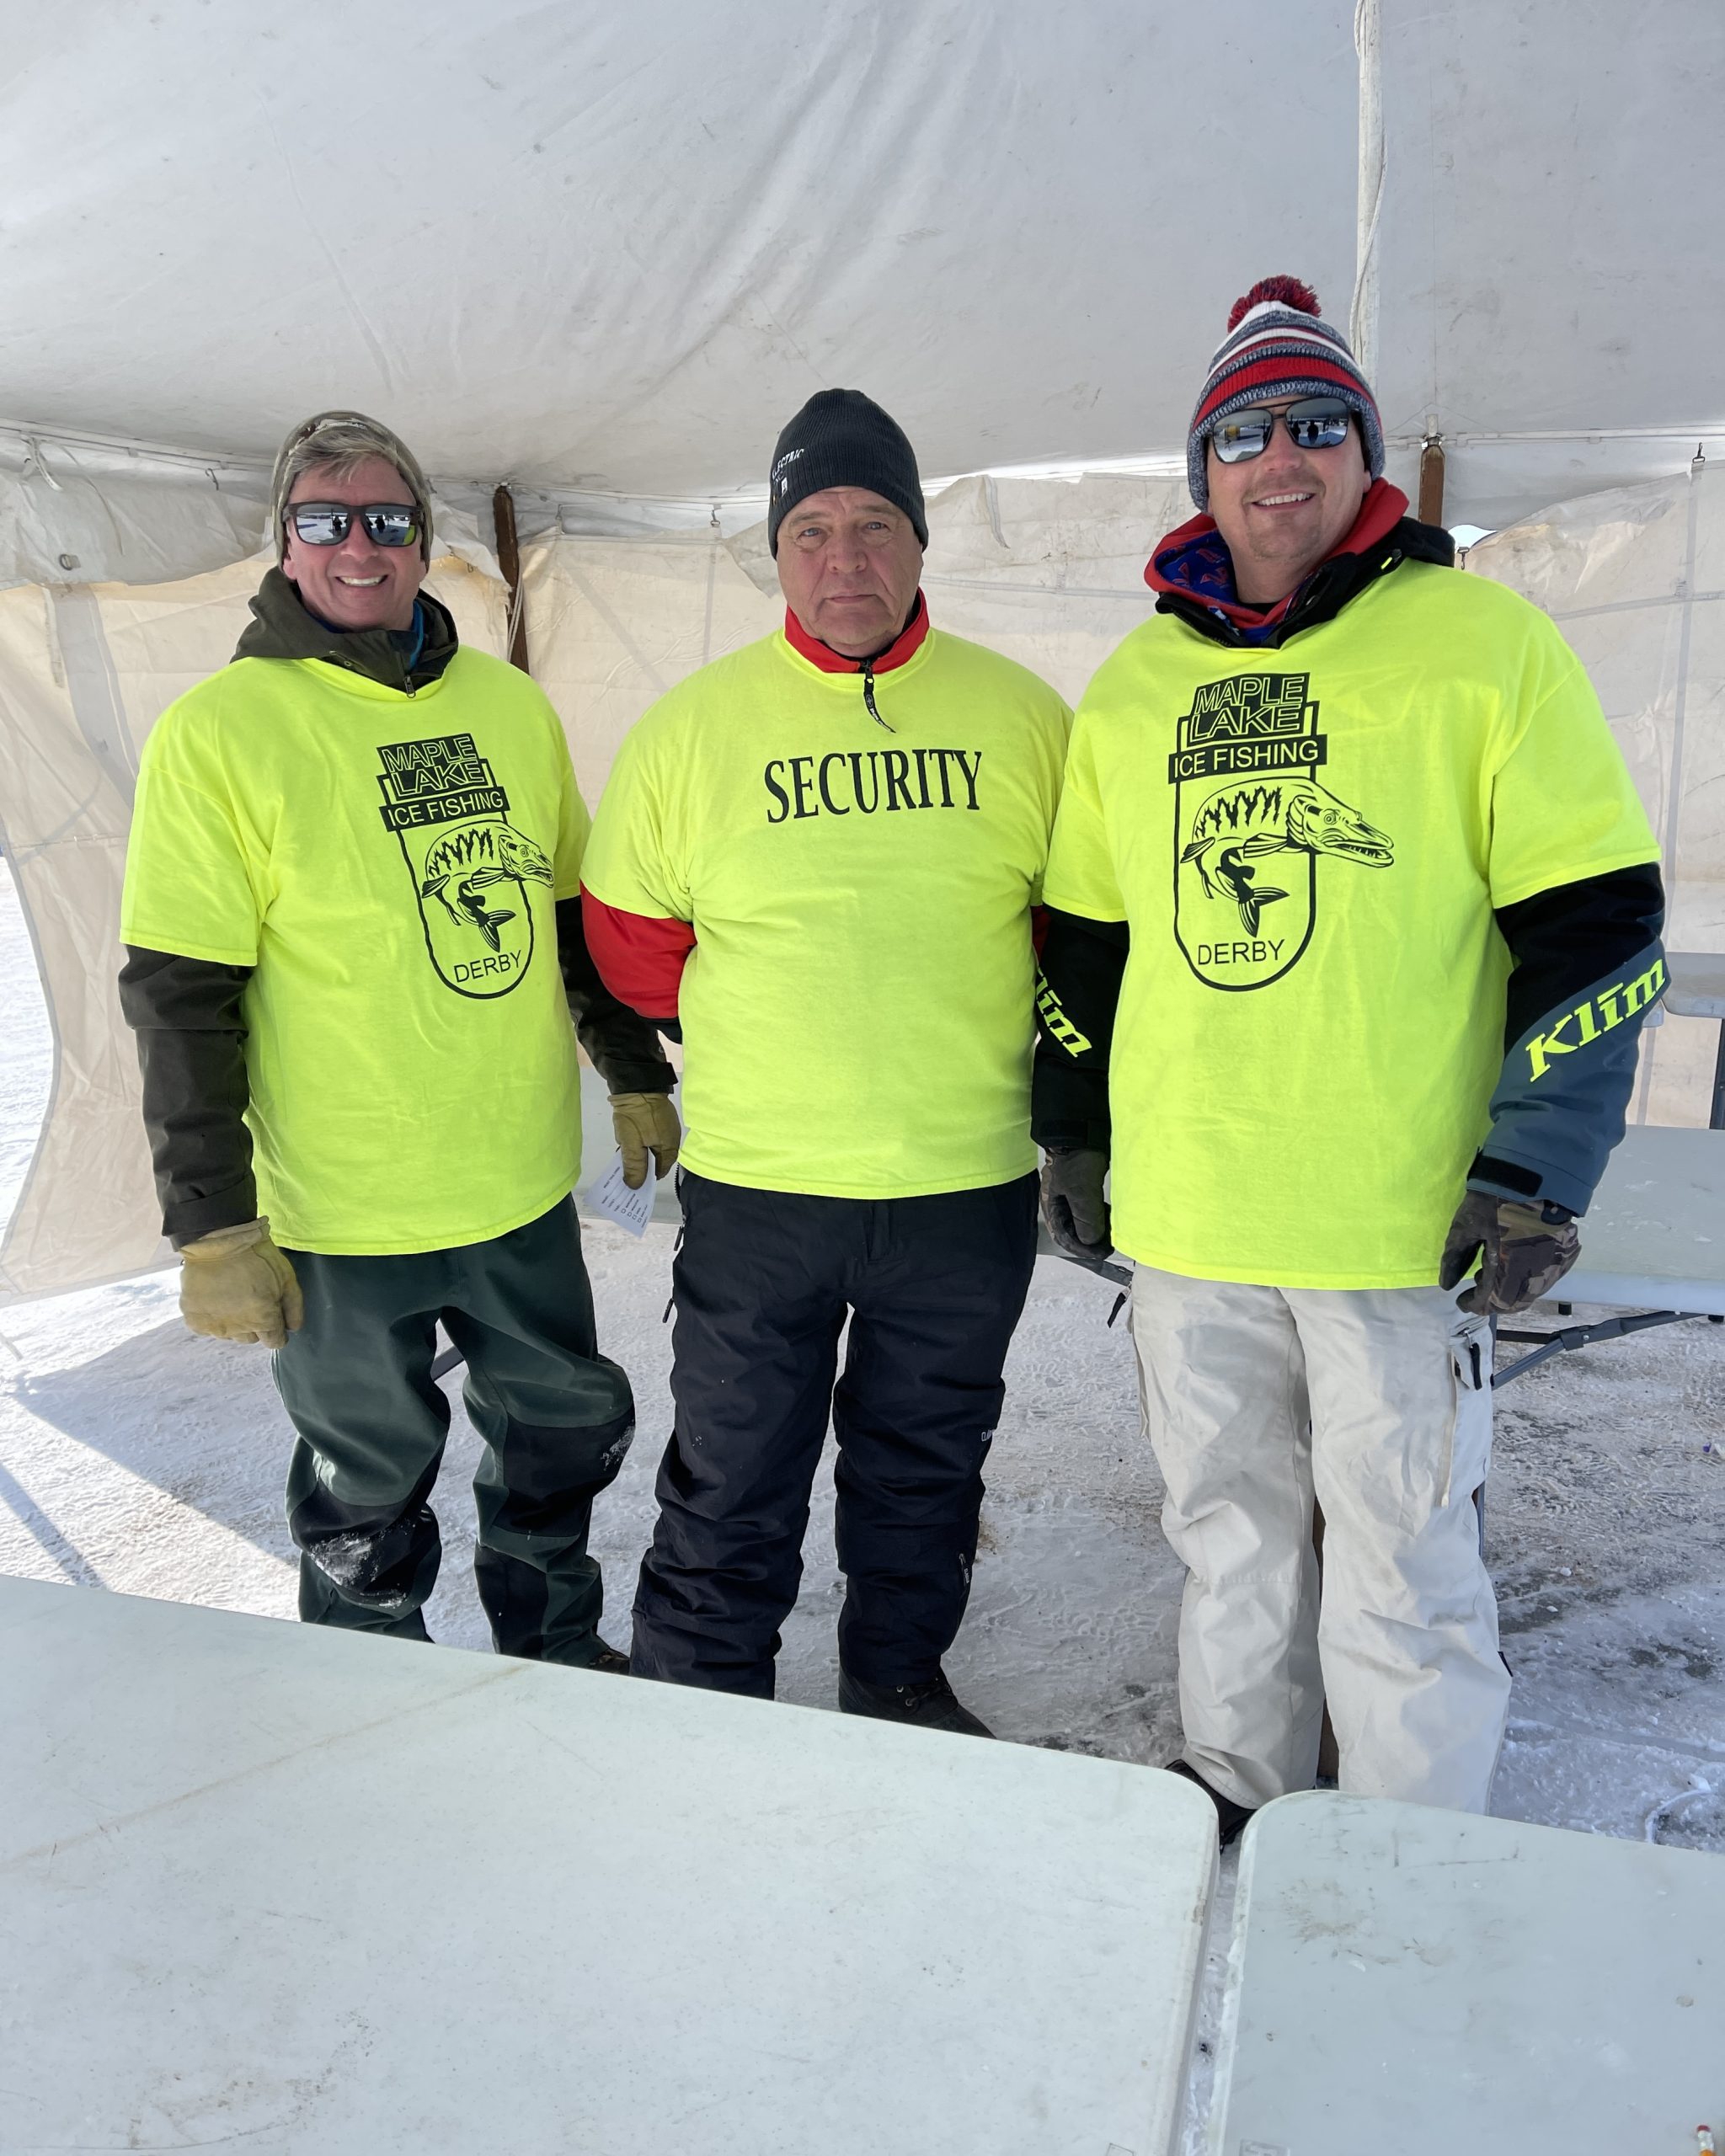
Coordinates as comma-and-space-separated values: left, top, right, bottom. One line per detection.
585, 1149, 656, 1237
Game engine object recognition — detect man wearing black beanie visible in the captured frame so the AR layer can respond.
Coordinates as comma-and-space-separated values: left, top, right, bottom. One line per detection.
765, 387, 930, 556
583, 389, 1071, 1732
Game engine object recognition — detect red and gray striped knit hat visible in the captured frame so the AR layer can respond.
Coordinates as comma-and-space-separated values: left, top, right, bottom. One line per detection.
1187, 276, 1384, 510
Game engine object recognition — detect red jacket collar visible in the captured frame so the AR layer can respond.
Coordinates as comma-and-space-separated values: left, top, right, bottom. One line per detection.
1144, 480, 1411, 629
783, 589, 929, 674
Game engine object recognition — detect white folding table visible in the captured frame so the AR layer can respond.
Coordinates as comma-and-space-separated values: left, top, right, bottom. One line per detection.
1211, 1791, 1725, 2156
1494, 1122, 1725, 1382
1562, 1122, 1725, 1315
1666, 950, 1725, 1130
0, 1577, 1216, 2156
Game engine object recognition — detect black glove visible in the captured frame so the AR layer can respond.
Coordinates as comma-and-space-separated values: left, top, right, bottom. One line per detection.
1439, 1193, 1580, 1315
1040, 1146, 1113, 1262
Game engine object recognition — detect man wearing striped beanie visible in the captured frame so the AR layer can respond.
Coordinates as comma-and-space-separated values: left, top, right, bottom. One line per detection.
1184, 275, 1386, 509
1032, 277, 1664, 1838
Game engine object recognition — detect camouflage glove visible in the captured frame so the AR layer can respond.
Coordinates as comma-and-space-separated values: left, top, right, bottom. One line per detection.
609, 1090, 681, 1190
179, 1217, 304, 1348
1439, 1193, 1580, 1315
1040, 1146, 1113, 1262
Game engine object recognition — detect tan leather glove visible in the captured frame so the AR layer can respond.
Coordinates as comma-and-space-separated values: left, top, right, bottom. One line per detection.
609, 1091, 681, 1191
179, 1218, 305, 1348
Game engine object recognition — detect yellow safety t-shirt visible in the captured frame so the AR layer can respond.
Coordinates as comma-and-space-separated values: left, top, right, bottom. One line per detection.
1044, 563, 1658, 1288
121, 649, 587, 1255
582, 626, 1071, 1197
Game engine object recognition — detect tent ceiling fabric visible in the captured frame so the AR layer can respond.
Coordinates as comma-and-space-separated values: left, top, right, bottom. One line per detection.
0, 0, 1352, 494
8, 0, 1714, 536
1370, 0, 1725, 526
1375, 0, 1725, 440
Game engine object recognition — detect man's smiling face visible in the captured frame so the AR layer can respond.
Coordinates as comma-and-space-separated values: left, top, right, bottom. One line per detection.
1205, 397, 1370, 607
282, 453, 427, 632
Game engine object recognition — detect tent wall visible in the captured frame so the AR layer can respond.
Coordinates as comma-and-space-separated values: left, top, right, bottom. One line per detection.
1470, 462, 1724, 1128
0, 467, 1717, 1302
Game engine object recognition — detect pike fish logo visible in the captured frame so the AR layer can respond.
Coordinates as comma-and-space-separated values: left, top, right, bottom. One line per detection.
1168, 672, 1394, 990
377, 733, 553, 998
419, 822, 553, 952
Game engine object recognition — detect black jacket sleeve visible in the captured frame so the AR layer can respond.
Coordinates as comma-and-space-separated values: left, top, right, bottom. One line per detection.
1469, 862, 1666, 1215
1030, 908, 1129, 1151
118, 946, 258, 1247
555, 898, 676, 1094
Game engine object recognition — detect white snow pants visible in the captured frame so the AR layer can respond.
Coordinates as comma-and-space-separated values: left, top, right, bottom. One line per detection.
1128, 1270, 1509, 1813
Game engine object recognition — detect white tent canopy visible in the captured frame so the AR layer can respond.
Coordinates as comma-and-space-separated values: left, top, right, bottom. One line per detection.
0, 0, 1720, 1299
3, 0, 1722, 565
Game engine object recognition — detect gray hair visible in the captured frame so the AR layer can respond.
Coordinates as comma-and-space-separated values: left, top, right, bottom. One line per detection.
270, 409, 434, 563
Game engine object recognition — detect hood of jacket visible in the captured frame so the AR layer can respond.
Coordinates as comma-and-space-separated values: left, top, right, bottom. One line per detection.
232, 567, 459, 692
1144, 480, 1455, 649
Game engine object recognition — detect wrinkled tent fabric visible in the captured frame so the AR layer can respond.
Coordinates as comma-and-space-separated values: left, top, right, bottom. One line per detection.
3, 463, 1720, 1301
1, 1, 1721, 547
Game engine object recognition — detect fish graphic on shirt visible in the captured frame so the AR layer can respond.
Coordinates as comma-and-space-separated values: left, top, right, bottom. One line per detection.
419, 822, 553, 949
1182, 777, 1393, 931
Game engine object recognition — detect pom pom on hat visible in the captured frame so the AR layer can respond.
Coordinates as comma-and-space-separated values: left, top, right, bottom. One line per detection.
1226, 276, 1322, 332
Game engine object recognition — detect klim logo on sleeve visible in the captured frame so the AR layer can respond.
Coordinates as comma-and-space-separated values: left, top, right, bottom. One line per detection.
1169, 672, 1393, 991
377, 734, 553, 998
1035, 974, 1092, 1057
1525, 958, 1667, 1080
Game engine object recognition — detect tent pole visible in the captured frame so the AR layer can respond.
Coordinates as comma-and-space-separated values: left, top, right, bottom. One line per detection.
1418, 430, 1446, 526
1348, 0, 1384, 382
492, 483, 531, 674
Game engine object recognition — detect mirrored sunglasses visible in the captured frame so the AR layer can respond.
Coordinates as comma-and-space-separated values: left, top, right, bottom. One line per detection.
1208, 398, 1355, 463
286, 502, 421, 547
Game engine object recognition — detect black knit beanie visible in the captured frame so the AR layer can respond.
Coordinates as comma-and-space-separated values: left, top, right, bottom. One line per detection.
767, 389, 928, 554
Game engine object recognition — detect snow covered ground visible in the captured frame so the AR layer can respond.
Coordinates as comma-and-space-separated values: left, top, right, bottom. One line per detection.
2, 855, 1722, 1861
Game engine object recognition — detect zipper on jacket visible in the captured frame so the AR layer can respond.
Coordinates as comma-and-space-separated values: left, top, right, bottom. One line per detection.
861, 664, 895, 732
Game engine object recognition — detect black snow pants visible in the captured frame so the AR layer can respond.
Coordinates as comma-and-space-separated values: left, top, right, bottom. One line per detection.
276, 1198, 634, 1663
631, 1169, 1039, 1697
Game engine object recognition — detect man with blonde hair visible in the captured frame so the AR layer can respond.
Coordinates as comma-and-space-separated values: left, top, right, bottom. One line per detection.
120, 410, 678, 1664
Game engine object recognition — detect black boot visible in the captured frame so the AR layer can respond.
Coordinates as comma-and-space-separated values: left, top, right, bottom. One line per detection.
585, 1642, 631, 1675
1165, 1758, 1255, 1847
838, 1668, 993, 1738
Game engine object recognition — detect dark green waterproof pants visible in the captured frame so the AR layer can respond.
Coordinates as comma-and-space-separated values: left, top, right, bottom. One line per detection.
275, 1198, 634, 1662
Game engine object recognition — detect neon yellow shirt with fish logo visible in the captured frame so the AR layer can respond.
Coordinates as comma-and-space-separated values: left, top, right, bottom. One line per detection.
1043, 563, 1658, 1288
121, 649, 586, 1255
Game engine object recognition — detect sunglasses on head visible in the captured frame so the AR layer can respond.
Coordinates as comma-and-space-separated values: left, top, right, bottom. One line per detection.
1207, 397, 1354, 463
286, 502, 421, 547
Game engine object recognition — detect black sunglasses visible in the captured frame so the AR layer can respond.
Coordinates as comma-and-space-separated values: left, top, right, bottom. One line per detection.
1207, 398, 1354, 463
286, 501, 421, 547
